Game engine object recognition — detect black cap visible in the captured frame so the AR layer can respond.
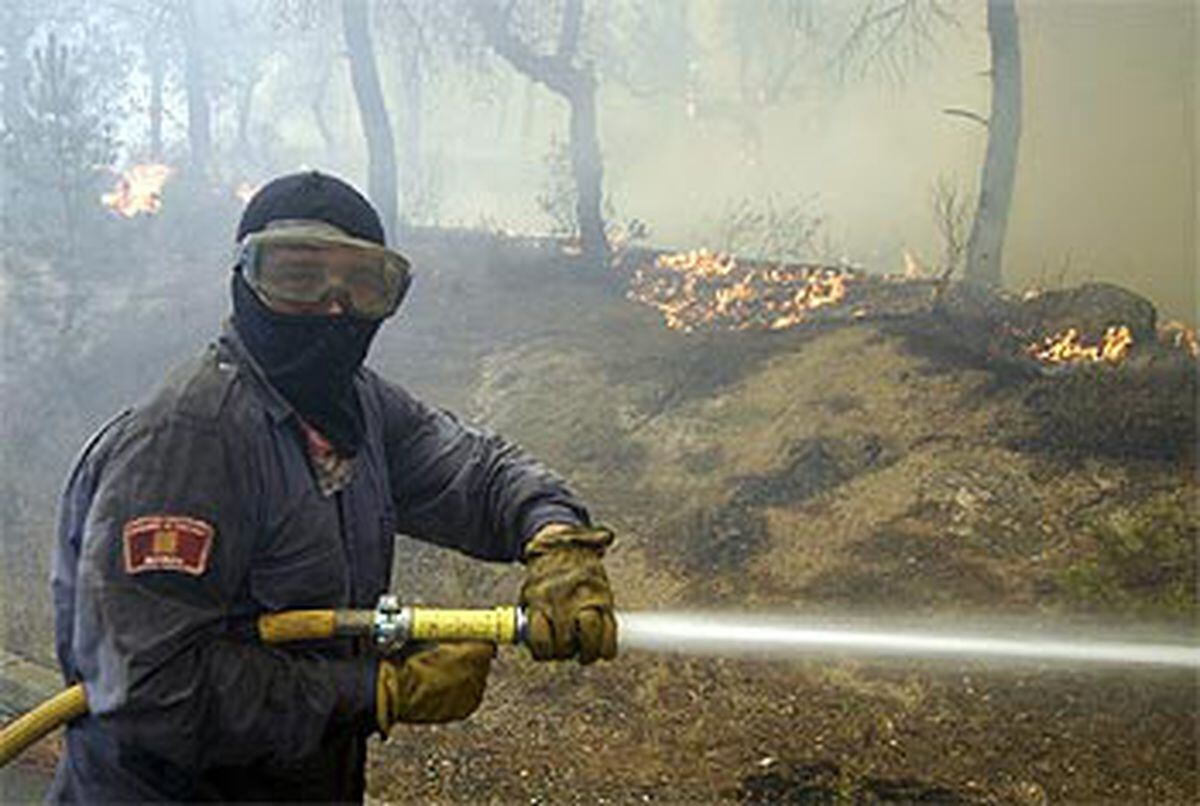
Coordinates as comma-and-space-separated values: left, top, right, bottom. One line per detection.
236, 171, 385, 245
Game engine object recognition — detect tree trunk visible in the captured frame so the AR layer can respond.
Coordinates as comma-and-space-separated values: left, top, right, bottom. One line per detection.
399, 38, 422, 221
0, 7, 32, 239
964, 0, 1022, 287
1, 10, 30, 136
235, 76, 260, 166
341, 0, 398, 241
147, 36, 164, 160
472, 0, 610, 267
310, 55, 337, 163
568, 67, 608, 265
181, 0, 211, 178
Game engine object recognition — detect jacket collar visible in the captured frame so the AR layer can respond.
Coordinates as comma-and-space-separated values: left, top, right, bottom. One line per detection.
218, 318, 295, 425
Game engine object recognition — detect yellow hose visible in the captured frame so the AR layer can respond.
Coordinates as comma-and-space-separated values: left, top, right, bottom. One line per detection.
0, 683, 88, 767
1, 604, 522, 767
1, 610, 348, 768
256, 609, 338, 643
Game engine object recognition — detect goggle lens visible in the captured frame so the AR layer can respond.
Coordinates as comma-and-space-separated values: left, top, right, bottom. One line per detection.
238, 226, 411, 319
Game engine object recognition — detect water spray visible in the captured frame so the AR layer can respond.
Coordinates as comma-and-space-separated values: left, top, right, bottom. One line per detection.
616, 612, 1200, 668
3, 599, 1197, 766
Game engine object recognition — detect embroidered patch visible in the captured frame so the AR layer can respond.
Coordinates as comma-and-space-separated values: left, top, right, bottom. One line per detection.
122, 515, 214, 576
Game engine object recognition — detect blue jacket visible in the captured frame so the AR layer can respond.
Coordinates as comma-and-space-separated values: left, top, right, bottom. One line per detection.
48, 322, 588, 802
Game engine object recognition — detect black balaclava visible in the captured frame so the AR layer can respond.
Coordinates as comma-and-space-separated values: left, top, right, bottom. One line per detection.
232, 171, 388, 456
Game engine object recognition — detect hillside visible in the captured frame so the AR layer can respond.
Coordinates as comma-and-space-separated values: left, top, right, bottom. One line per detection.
368, 232, 1197, 803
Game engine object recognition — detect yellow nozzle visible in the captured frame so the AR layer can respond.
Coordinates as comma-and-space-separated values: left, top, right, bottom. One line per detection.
408, 605, 522, 644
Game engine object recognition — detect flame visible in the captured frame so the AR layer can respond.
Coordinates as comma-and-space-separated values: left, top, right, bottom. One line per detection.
235, 181, 260, 205
902, 250, 928, 279
101, 163, 172, 217
628, 249, 852, 332
1158, 321, 1199, 358
1026, 325, 1133, 365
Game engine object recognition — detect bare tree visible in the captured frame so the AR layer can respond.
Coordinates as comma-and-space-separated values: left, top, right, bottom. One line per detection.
0, 2, 38, 240
145, 21, 166, 159
834, 0, 957, 84
930, 174, 972, 278
963, 0, 1021, 286
180, 0, 212, 178
823, 0, 1022, 287
341, 0, 398, 240
374, 0, 456, 224
0, 3, 37, 137
471, 0, 609, 266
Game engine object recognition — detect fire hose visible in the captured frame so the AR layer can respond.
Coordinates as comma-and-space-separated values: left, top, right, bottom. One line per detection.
0, 597, 522, 767
5, 598, 1199, 768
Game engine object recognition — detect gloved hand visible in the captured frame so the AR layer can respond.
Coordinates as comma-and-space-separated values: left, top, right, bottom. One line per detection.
376, 641, 494, 733
519, 523, 617, 664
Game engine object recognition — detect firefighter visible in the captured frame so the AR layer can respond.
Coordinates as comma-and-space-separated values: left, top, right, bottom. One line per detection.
48, 171, 617, 802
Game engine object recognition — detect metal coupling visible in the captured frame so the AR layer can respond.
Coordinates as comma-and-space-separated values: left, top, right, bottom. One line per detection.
373, 595, 411, 650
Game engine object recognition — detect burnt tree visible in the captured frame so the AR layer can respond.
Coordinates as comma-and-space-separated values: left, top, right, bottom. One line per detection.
341, 0, 399, 241
472, 0, 609, 266
964, 0, 1022, 287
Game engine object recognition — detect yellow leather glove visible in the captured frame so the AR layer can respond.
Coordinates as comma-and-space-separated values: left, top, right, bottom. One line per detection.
376, 641, 494, 733
519, 524, 617, 664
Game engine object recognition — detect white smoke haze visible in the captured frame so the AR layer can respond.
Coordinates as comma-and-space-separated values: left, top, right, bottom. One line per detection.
36, 0, 1188, 320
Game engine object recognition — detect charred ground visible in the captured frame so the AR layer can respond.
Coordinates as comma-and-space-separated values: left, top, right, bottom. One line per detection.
366, 233, 1198, 803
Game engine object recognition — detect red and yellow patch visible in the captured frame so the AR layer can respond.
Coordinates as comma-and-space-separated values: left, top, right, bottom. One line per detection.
122, 515, 214, 576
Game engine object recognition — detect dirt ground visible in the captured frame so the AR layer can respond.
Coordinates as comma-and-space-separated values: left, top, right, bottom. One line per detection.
365, 234, 1198, 804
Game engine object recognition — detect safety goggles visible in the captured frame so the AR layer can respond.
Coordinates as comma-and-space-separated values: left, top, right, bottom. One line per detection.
237, 220, 412, 320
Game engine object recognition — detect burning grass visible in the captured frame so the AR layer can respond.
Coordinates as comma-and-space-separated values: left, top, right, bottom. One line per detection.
626, 249, 858, 332
1025, 325, 1133, 366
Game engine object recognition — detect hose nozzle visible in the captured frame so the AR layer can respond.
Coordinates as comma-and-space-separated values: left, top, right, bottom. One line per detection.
256, 599, 526, 649
375, 596, 525, 648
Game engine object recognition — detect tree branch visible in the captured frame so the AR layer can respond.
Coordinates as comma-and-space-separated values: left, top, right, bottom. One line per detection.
556, 0, 583, 60
471, 1, 574, 95
942, 107, 989, 127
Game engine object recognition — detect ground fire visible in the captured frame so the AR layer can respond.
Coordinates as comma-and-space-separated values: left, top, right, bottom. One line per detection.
1025, 325, 1133, 366
1159, 321, 1199, 359
625, 252, 1200, 377
100, 163, 172, 218
235, 181, 260, 205
627, 249, 855, 332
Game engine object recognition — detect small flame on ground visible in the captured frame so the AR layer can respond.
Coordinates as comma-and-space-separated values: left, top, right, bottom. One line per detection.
628, 249, 852, 332
902, 249, 928, 279
235, 181, 260, 205
1158, 321, 1198, 358
101, 163, 172, 218
1026, 325, 1133, 365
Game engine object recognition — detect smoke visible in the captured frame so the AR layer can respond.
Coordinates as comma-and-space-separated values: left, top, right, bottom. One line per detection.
1005, 0, 1196, 326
